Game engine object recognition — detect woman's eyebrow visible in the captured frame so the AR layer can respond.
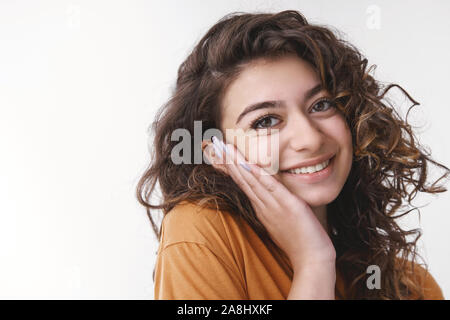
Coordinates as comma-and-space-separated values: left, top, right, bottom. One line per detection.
235, 83, 323, 125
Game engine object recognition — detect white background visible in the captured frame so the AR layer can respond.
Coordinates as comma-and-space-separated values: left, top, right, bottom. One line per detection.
0, 0, 449, 299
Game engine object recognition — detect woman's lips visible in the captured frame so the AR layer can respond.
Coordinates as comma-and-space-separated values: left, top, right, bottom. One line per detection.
280, 155, 336, 184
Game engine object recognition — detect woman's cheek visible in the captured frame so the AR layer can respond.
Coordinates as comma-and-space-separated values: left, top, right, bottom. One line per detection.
246, 133, 281, 175
227, 129, 281, 175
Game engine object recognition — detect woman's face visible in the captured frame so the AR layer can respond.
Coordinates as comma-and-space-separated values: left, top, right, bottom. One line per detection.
219, 54, 353, 207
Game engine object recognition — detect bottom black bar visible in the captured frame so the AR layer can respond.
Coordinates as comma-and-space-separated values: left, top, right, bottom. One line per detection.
0, 300, 447, 319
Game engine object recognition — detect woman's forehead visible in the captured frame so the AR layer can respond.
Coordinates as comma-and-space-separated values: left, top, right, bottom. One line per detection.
220, 56, 320, 127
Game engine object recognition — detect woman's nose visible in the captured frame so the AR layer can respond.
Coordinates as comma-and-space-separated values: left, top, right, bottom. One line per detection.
285, 112, 324, 151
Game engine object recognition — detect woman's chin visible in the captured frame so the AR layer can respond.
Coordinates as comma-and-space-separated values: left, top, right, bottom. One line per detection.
285, 184, 339, 208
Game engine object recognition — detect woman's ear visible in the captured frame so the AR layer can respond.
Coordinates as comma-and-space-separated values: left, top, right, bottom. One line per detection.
202, 139, 229, 176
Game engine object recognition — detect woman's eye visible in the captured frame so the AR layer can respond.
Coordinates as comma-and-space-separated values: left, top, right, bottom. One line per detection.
251, 115, 280, 129
249, 99, 335, 130
311, 99, 335, 113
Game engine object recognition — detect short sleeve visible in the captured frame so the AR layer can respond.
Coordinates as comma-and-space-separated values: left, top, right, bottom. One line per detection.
154, 242, 248, 300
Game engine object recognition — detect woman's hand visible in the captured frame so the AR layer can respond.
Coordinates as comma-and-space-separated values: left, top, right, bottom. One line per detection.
206, 136, 336, 272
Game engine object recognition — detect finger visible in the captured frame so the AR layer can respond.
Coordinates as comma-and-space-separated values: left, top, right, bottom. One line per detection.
224, 142, 296, 206
222, 145, 267, 211
228, 160, 275, 227
222, 142, 283, 216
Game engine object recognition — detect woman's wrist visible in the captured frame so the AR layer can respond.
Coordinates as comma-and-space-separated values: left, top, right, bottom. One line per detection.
287, 263, 336, 300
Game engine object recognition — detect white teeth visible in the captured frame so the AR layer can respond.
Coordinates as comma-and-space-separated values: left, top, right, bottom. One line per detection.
287, 159, 330, 174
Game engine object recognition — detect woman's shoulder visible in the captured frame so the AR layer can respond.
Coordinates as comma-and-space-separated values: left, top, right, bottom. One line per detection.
159, 200, 243, 252
154, 200, 249, 299
399, 259, 445, 300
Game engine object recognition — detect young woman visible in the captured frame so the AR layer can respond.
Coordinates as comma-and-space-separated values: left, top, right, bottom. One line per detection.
136, 10, 449, 299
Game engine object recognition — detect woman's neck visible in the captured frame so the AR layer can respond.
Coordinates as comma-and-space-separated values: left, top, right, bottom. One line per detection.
312, 205, 329, 236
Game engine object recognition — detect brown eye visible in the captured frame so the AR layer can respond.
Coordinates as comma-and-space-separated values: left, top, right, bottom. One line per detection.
311, 98, 335, 113
250, 115, 280, 129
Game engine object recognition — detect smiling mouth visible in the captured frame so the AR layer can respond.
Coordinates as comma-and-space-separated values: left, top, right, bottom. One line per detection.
280, 155, 335, 175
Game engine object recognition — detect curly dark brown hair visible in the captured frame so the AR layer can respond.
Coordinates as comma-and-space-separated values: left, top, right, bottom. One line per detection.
136, 10, 449, 299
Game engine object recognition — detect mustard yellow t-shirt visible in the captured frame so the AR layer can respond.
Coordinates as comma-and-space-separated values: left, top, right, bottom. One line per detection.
154, 201, 444, 300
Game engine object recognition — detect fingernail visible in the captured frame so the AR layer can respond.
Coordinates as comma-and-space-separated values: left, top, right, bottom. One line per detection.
222, 142, 231, 156
213, 136, 230, 156
212, 143, 222, 159
239, 161, 251, 172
